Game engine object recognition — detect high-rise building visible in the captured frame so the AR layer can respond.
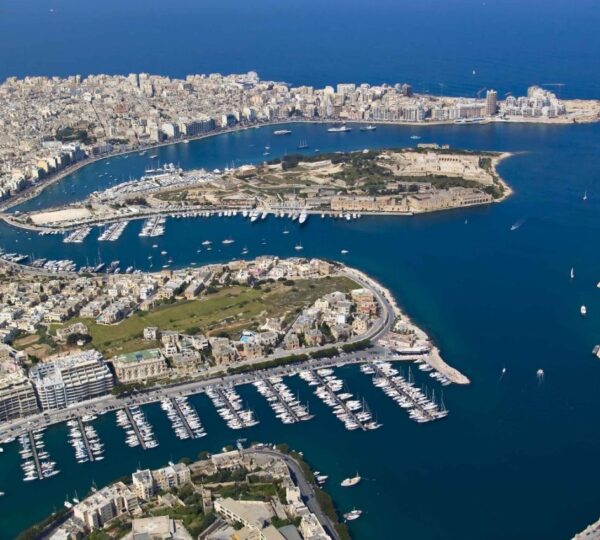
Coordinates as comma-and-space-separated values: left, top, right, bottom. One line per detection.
486, 90, 498, 116
30, 350, 114, 410
0, 372, 39, 421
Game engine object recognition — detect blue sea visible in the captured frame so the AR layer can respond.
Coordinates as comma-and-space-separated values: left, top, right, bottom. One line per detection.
1, 1, 600, 539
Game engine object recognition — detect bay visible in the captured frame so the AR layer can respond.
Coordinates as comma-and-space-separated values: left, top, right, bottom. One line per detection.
0, 121, 599, 539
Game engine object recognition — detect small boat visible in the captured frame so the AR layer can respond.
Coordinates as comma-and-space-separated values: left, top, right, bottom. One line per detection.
410, 135, 421, 140
294, 243, 303, 251
273, 129, 292, 136
149, 154, 158, 159
360, 125, 376, 131
222, 238, 235, 245
581, 305, 587, 316
570, 267, 575, 279
341, 249, 349, 255
583, 191, 588, 201
344, 509, 363, 521
341, 473, 361, 487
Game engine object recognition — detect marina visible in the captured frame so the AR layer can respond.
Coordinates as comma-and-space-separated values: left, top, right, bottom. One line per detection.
160, 396, 206, 440
206, 385, 259, 430
252, 376, 313, 425
299, 368, 380, 432
364, 361, 448, 423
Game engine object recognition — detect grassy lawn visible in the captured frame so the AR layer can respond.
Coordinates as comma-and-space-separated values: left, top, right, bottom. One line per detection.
51, 276, 357, 358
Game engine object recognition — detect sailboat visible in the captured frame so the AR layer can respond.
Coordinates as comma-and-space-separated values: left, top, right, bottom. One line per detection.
297, 139, 309, 149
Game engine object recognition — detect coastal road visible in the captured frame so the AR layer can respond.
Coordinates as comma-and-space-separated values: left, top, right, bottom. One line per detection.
244, 448, 341, 540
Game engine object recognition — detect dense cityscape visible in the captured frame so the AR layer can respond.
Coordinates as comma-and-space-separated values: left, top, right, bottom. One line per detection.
0, 71, 597, 207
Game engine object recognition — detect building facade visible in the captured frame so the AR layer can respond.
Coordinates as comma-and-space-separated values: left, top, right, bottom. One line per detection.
30, 350, 114, 410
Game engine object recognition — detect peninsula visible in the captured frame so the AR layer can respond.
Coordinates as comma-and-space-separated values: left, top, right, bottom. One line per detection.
0, 70, 596, 212
0, 256, 468, 445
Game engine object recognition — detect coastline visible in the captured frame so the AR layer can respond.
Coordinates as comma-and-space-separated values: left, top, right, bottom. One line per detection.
0, 114, 556, 216
344, 265, 471, 385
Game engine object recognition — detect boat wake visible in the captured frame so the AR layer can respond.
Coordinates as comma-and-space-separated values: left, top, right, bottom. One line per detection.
510, 218, 526, 231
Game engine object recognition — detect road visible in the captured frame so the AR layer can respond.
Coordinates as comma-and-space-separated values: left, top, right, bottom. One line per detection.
244, 448, 341, 540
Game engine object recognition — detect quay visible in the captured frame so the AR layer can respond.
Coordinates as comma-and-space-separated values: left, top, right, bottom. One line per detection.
261, 377, 301, 423
98, 221, 128, 241
76, 417, 95, 462
27, 430, 44, 480
170, 397, 196, 439
124, 407, 147, 450
310, 369, 368, 431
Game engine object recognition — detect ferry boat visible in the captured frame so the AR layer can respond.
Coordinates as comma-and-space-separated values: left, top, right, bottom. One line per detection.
273, 129, 292, 136
360, 125, 377, 131
340, 473, 361, 487
327, 125, 351, 133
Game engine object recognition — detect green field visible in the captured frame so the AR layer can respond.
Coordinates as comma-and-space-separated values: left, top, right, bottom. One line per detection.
52, 276, 357, 358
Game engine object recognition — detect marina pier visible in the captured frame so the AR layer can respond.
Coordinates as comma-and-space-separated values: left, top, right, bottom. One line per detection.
309, 369, 368, 432
170, 397, 195, 439
253, 376, 312, 425
76, 417, 95, 462
27, 430, 44, 479
206, 385, 259, 430
123, 407, 147, 449
366, 361, 447, 423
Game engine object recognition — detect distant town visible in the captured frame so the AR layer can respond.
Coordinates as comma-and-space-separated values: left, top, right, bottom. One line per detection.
0, 71, 598, 210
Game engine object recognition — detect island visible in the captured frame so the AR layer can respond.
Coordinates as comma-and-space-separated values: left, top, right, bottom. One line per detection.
0, 70, 596, 213
17, 445, 348, 540
11, 146, 511, 230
